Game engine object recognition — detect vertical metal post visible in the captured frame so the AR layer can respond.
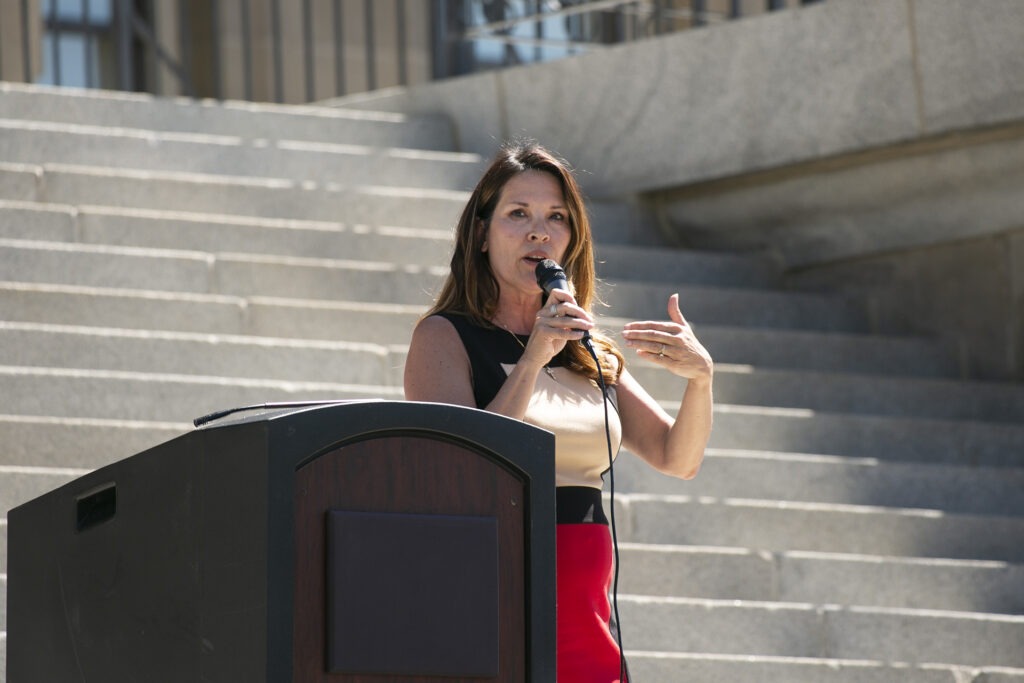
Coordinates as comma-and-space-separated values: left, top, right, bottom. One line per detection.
692, 0, 706, 27
179, 0, 193, 96
302, 0, 315, 101
333, 0, 345, 95
20, 0, 32, 82
533, 0, 542, 62
653, 0, 664, 34
364, 0, 376, 92
117, 0, 133, 90
82, 0, 94, 87
430, 0, 446, 79
271, 0, 283, 101
241, 0, 253, 101
211, 1, 223, 99
396, 0, 407, 85
50, 0, 63, 84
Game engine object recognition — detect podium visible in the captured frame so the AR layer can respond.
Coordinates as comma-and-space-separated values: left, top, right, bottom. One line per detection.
7, 401, 556, 682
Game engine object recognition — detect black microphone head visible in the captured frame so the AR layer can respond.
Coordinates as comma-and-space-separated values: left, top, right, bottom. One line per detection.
535, 259, 569, 296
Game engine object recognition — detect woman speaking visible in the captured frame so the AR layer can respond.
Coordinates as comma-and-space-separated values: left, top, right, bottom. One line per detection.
404, 140, 714, 682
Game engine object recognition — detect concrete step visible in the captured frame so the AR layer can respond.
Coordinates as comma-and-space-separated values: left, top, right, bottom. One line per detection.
614, 449, 1024, 517
0, 415, 191, 470
0, 164, 38, 202
0, 118, 485, 190
614, 493, 1024, 562
0, 82, 457, 150
618, 544, 1024, 615
0, 239, 873, 332
0, 200, 454, 266
618, 595, 1024, 668
3, 162, 469, 229
707, 405, 1024, 467
11, 360, 1017, 469
0, 281, 421, 345
0, 239, 447, 305
682, 324, 959, 378
0, 199, 779, 290
629, 361, 1024, 422
0, 322, 403, 386
0, 366, 400, 424
603, 279, 870, 332
594, 242, 782, 288
623, 652, 1023, 683
0, 282, 960, 376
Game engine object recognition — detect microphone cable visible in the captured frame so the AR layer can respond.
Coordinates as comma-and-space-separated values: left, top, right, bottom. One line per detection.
581, 337, 628, 683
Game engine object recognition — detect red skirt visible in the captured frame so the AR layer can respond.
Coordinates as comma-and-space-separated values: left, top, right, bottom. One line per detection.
556, 523, 627, 683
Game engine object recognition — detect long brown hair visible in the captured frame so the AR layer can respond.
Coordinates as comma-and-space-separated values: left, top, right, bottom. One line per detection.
427, 139, 624, 384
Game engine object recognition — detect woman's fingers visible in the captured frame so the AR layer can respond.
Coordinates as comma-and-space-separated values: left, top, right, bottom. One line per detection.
541, 292, 594, 331
668, 292, 687, 326
621, 294, 713, 378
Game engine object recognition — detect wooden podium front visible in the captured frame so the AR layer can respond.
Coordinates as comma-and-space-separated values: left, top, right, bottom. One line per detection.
7, 401, 556, 682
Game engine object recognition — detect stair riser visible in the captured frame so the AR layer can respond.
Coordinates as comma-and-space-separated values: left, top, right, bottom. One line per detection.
616, 498, 1024, 562
593, 244, 781, 288
0, 285, 420, 344
0, 284, 957, 376
618, 599, 1024, 668
614, 451, 1024, 517
0, 419, 188, 471
707, 410, 1024, 467
629, 363, 1024, 422
11, 326, 996, 418
0, 85, 458, 149
0, 327, 400, 386
5, 369, 1023, 471
77, 210, 453, 267
0, 167, 38, 202
9, 168, 470, 229
0, 373, 399, 424
624, 656, 970, 683
1, 205, 791, 288
0, 244, 446, 304
0, 126, 484, 190
619, 547, 1024, 614
603, 281, 868, 332
2, 243, 881, 329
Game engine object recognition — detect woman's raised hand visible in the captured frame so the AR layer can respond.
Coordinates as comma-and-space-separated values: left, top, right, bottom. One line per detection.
621, 294, 713, 382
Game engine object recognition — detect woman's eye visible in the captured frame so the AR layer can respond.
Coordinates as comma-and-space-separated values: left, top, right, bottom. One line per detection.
550, 212, 565, 222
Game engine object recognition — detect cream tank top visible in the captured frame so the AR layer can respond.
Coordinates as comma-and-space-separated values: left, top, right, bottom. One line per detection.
437, 313, 623, 489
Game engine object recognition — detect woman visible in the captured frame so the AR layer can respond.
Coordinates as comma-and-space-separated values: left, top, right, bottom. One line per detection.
404, 140, 713, 682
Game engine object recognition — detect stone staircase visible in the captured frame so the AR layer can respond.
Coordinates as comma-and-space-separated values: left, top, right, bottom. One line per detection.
2, 81, 1023, 682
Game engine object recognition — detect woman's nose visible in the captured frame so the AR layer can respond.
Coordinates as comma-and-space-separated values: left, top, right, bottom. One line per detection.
528, 224, 550, 241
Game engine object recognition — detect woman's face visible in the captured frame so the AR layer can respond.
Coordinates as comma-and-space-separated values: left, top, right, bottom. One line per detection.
481, 170, 572, 301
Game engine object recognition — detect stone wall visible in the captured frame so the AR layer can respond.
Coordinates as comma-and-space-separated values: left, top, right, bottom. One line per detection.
335, 0, 1024, 379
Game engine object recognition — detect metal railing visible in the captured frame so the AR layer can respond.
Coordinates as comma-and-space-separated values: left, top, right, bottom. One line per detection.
22, 0, 825, 103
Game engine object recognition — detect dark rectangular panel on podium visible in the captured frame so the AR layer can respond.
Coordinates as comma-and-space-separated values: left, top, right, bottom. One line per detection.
7, 400, 556, 682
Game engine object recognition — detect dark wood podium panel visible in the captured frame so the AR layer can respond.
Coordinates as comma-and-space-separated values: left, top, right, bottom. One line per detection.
8, 401, 554, 683
293, 434, 526, 682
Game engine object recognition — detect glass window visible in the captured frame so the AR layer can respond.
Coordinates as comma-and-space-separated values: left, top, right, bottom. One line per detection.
37, 0, 114, 88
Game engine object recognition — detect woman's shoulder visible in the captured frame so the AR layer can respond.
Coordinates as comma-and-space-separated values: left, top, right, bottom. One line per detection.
413, 313, 462, 344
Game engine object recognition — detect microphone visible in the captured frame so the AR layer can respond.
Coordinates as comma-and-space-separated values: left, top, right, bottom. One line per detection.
535, 259, 593, 347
